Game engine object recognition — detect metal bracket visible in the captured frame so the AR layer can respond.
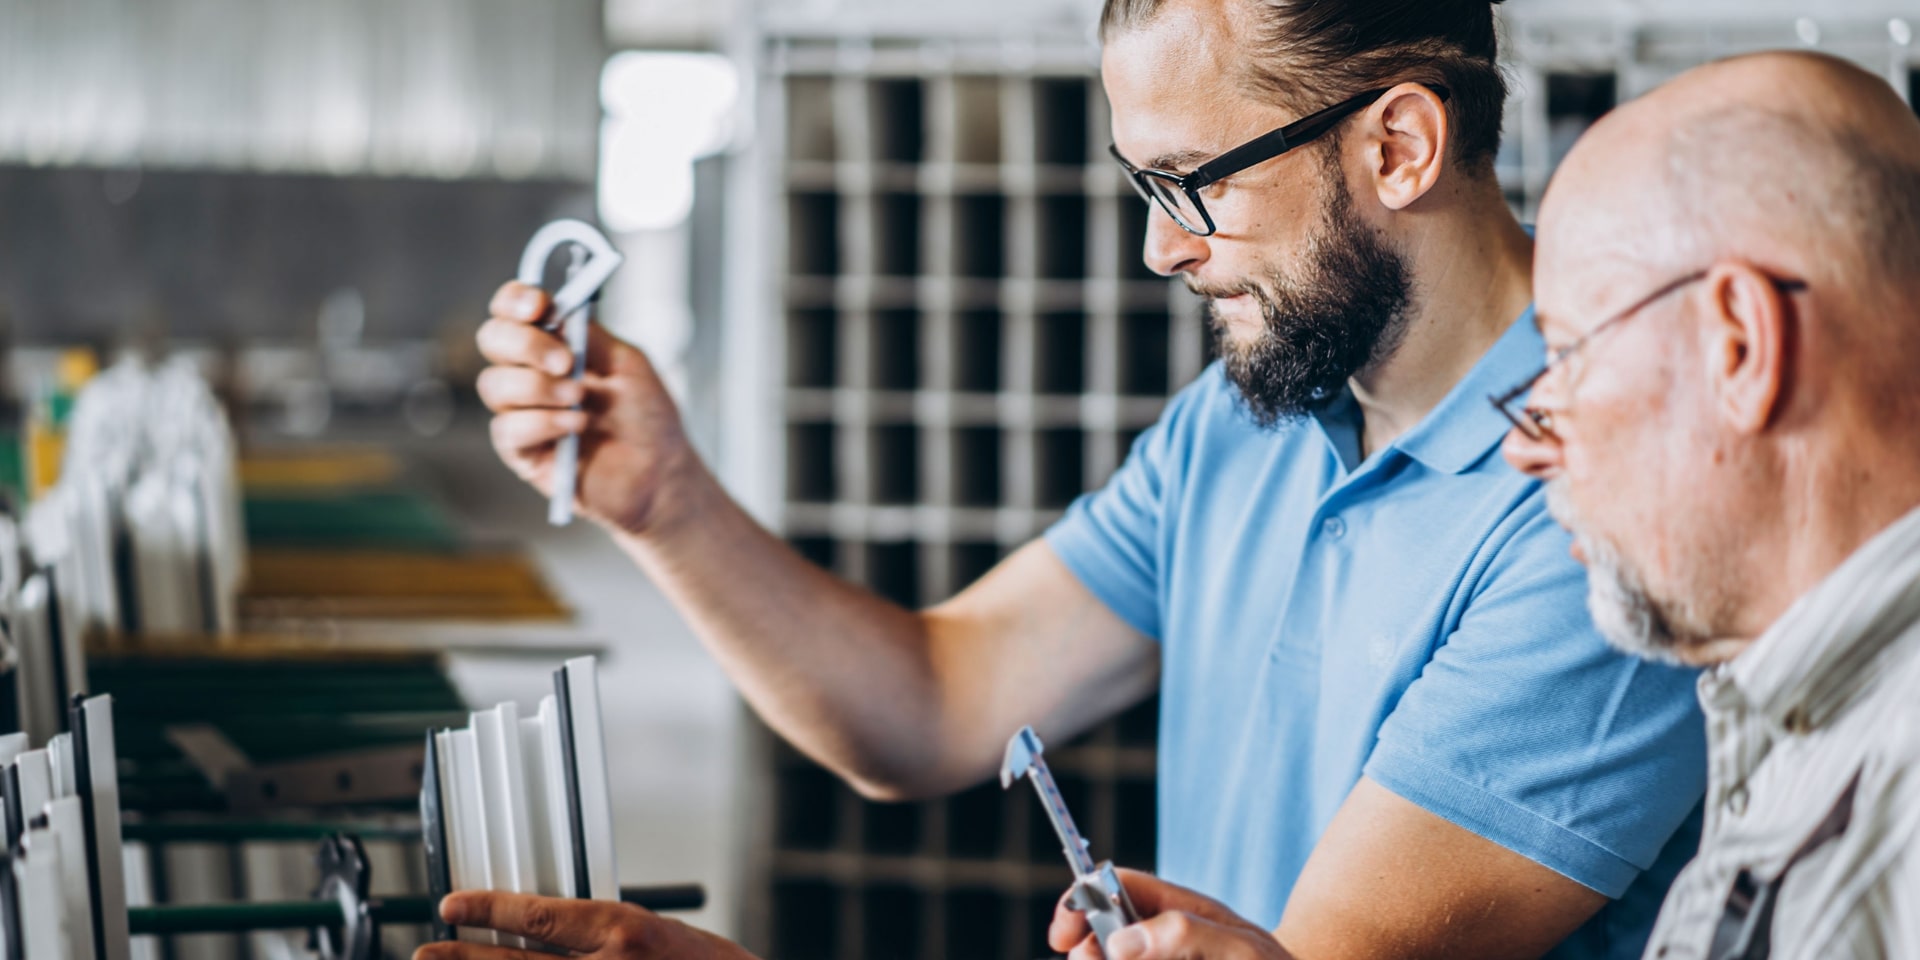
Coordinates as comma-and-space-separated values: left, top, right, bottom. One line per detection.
225, 745, 428, 816
309, 834, 376, 960
515, 219, 624, 527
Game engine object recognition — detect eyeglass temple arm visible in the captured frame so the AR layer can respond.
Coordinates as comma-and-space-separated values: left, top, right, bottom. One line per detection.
1187, 127, 1294, 192
1187, 85, 1450, 191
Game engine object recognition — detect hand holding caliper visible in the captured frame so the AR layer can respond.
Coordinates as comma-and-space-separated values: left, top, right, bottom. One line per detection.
1002, 725, 1141, 952
1043, 868, 1294, 960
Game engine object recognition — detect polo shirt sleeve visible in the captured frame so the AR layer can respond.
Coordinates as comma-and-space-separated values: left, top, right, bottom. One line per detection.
1362, 502, 1709, 898
1043, 369, 1214, 641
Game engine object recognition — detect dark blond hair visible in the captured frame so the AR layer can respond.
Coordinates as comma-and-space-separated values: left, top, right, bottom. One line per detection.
1101, 0, 1510, 173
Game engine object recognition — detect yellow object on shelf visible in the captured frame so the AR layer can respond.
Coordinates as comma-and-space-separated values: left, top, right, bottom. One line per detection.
241, 548, 571, 621
238, 449, 402, 492
24, 417, 63, 499
23, 347, 100, 499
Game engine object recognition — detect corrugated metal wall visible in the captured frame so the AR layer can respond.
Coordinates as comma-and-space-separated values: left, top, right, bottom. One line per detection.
0, 0, 602, 180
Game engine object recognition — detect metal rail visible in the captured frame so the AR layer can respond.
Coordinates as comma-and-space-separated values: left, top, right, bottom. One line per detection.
127, 884, 706, 935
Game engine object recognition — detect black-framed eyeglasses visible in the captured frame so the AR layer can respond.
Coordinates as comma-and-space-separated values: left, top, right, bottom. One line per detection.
1109, 84, 1450, 237
1490, 269, 1810, 441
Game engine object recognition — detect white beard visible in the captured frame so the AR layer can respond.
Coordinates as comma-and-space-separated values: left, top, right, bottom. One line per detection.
1546, 482, 1690, 666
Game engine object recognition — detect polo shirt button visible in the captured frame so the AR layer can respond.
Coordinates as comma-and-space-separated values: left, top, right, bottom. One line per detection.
1727, 785, 1749, 816
1322, 517, 1346, 538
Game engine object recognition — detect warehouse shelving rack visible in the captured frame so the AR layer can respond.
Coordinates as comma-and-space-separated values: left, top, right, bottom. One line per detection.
734, 6, 1919, 958
740, 27, 1196, 960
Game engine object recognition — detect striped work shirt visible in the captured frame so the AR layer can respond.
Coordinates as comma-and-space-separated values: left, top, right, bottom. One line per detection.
1643, 504, 1920, 960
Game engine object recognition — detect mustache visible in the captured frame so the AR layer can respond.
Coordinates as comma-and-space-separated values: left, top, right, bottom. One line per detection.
1185, 276, 1264, 301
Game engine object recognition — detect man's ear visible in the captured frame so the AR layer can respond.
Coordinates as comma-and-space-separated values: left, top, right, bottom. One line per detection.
1702, 262, 1791, 434
1361, 83, 1450, 210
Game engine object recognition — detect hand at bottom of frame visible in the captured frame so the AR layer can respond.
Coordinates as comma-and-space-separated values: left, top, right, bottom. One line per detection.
415, 891, 758, 960
1049, 868, 1297, 960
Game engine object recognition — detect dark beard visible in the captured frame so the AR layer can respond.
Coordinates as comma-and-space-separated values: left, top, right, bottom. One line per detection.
1198, 163, 1414, 427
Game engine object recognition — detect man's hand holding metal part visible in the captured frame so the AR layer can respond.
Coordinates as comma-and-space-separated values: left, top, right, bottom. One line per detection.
477, 280, 708, 539
1048, 870, 1292, 960
416, 892, 756, 960
1005, 724, 1292, 960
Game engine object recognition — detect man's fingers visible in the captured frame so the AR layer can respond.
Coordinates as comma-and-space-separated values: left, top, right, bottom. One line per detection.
1102, 912, 1285, 960
436, 891, 623, 953
1054, 870, 1251, 955
491, 409, 589, 455
488, 281, 626, 380
1109, 869, 1248, 929
490, 281, 552, 325
477, 365, 585, 414
478, 318, 574, 376
1049, 892, 1094, 953
412, 938, 546, 960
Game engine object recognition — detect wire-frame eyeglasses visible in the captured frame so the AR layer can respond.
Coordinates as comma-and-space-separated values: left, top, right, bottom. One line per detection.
1490, 269, 1810, 441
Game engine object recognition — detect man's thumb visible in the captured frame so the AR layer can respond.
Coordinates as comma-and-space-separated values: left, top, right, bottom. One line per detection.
1104, 924, 1152, 960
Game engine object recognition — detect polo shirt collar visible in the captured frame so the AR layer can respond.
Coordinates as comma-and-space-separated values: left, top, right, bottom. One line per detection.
1387, 306, 1541, 475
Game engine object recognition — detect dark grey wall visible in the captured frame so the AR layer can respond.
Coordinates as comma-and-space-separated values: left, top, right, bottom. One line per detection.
0, 165, 590, 344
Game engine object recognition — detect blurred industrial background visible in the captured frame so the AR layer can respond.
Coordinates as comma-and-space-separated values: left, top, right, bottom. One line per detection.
0, 0, 1915, 958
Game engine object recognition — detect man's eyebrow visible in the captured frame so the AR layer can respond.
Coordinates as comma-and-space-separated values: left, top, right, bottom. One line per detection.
1142, 149, 1212, 173
1533, 308, 1575, 347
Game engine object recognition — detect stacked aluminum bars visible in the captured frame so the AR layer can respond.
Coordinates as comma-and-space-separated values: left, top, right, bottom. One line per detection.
424, 657, 619, 945
1, 695, 130, 960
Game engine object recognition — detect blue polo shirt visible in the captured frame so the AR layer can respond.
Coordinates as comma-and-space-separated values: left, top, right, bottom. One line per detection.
1045, 311, 1707, 959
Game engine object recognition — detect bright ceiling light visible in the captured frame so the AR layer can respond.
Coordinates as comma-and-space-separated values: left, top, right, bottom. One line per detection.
598, 51, 739, 232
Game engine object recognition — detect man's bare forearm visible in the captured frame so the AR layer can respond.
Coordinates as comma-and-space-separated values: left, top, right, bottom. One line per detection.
608, 458, 1158, 801
608, 461, 951, 796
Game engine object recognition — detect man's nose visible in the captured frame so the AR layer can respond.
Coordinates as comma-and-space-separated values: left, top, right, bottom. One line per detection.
1502, 423, 1564, 482
1140, 203, 1208, 277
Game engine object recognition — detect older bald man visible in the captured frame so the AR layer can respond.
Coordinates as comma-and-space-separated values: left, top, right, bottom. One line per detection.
1499, 51, 1920, 957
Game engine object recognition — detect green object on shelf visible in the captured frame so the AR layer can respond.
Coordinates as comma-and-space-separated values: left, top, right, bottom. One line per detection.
243, 491, 462, 552
90, 652, 467, 813
128, 901, 349, 935
0, 430, 23, 504
122, 820, 423, 844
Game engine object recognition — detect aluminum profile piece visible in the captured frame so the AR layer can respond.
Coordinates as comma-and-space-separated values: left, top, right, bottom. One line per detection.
0, 695, 129, 960
19, 357, 245, 653
421, 657, 620, 947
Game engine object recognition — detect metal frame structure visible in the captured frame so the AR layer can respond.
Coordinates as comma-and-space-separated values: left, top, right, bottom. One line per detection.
732, 18, 1187, 957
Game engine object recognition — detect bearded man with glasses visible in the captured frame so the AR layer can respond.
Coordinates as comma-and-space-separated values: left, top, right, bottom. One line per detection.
448, 1, 1705, 959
